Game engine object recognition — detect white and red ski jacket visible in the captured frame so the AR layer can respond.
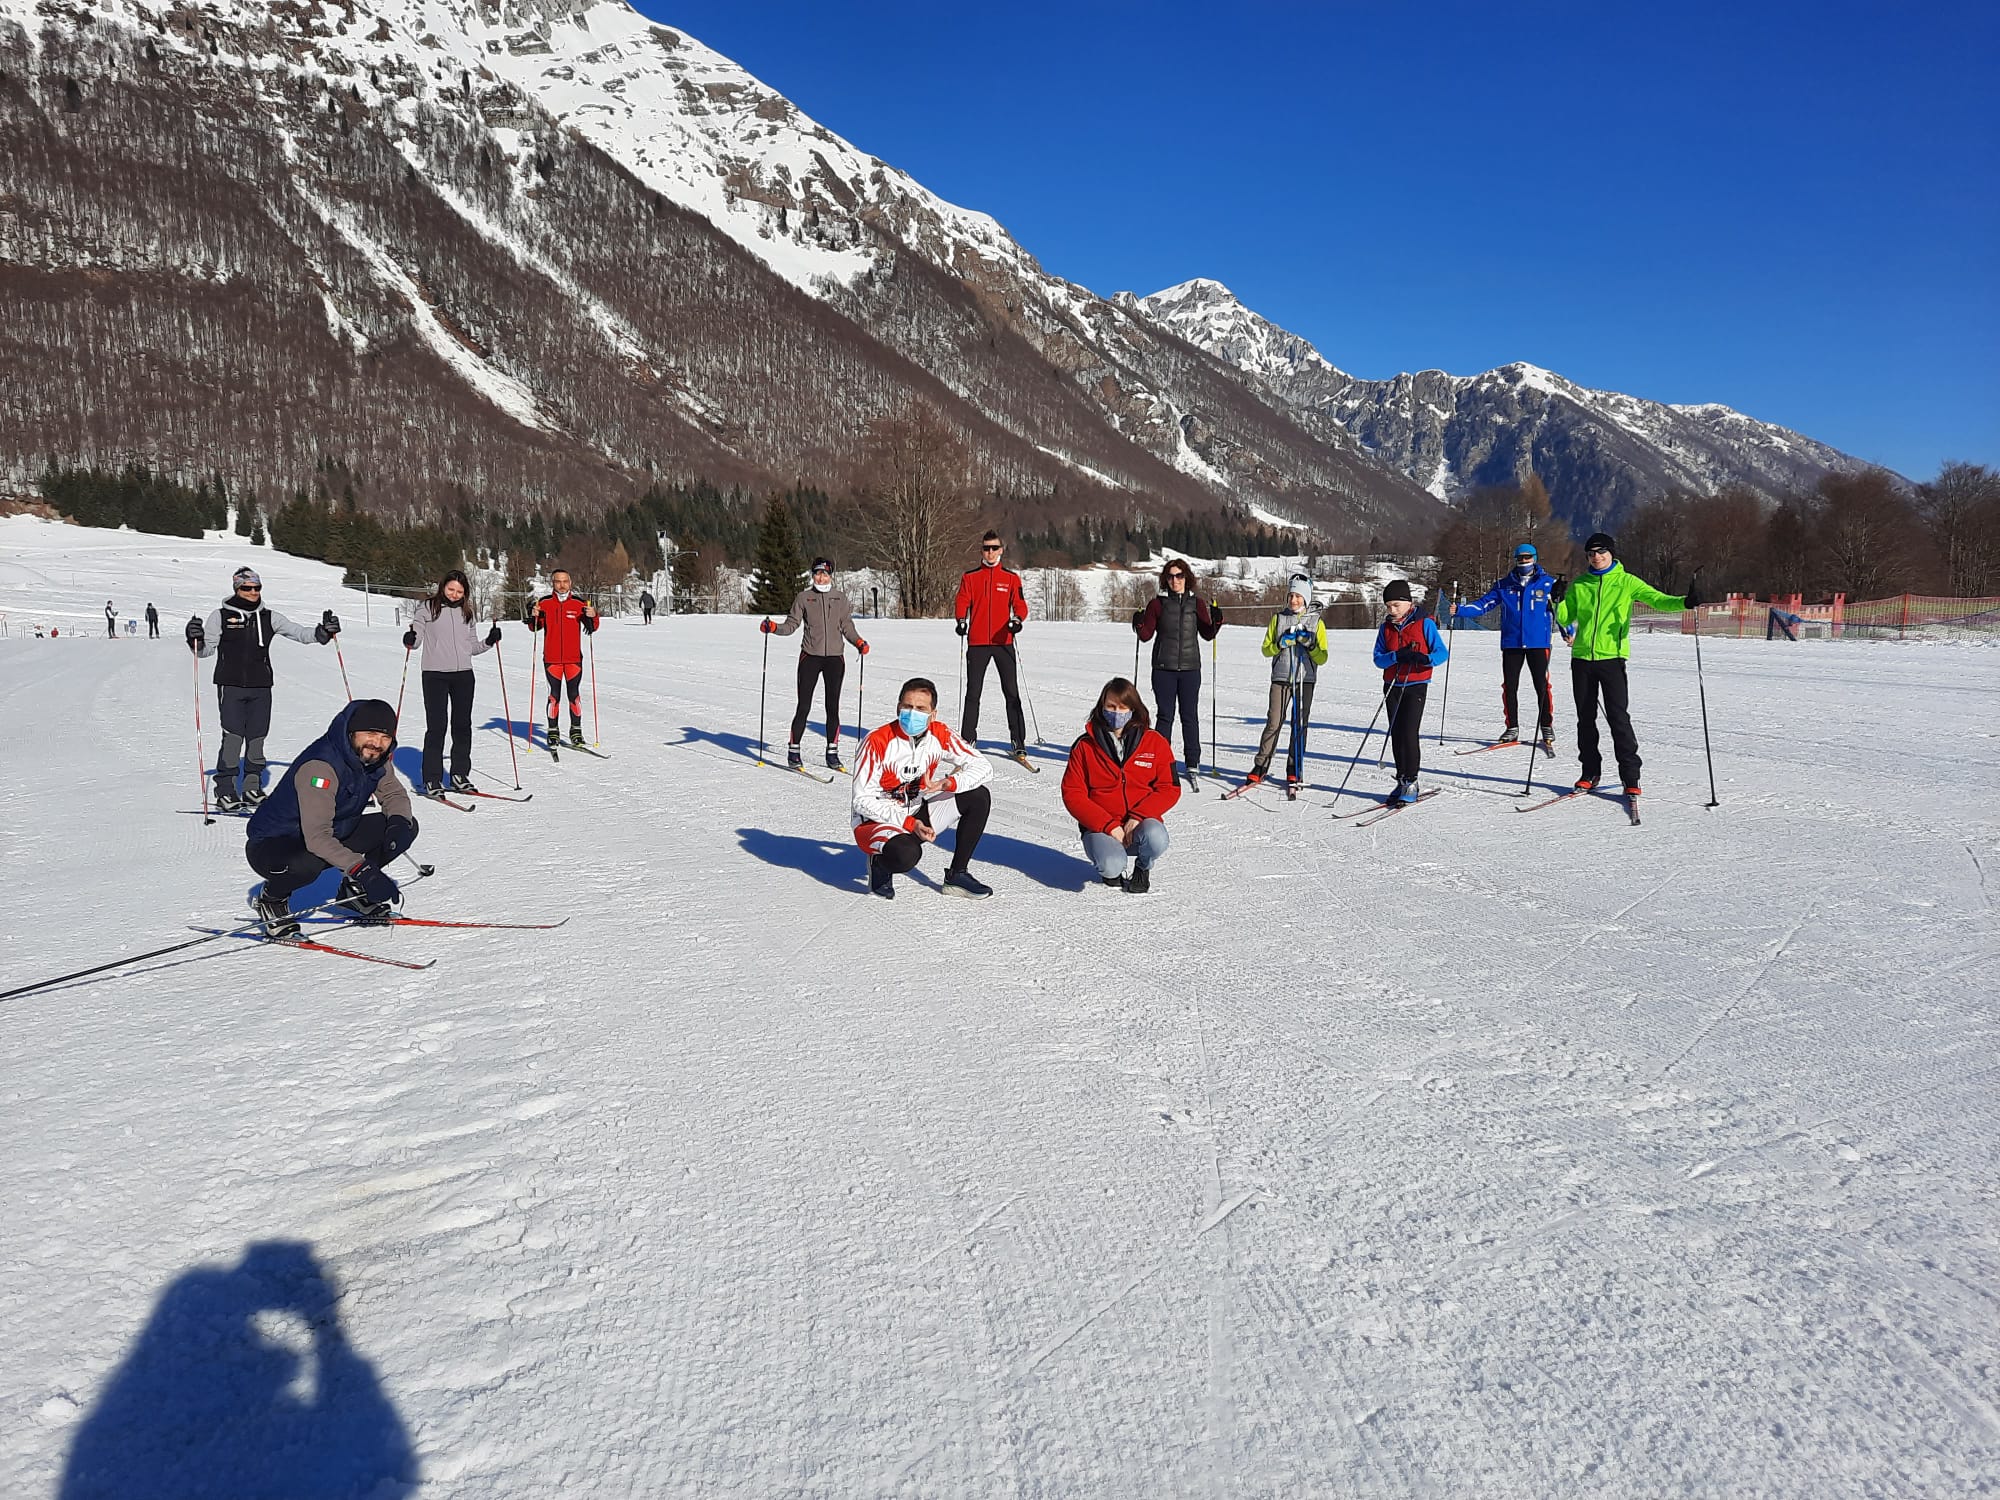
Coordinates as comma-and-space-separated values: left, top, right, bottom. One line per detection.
851, 719, 992, 833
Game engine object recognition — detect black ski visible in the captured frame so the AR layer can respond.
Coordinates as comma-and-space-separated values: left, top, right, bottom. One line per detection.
179, 808, 251, 819
1344, 789, 1441, 827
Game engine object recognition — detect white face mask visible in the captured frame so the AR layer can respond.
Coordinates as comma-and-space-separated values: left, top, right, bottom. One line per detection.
812, 580, 831, 593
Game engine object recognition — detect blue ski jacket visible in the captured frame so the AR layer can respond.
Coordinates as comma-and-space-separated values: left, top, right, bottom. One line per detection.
1455, 565, 1558, 649
249, 701, 411, 865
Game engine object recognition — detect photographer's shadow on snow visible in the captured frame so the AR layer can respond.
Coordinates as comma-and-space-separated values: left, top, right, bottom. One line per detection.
737, 827, 1089, 892
59, 1240, 417, 1500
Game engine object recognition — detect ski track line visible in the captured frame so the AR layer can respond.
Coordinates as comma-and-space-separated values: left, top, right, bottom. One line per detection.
1964, 839, 1994, 913
910, 1192, 1021, 1271
1515, 872, 1680, 994
1656, 894, 1828, 1079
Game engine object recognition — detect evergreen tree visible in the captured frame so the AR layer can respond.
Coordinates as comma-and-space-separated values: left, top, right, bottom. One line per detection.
748, 496, 807, 614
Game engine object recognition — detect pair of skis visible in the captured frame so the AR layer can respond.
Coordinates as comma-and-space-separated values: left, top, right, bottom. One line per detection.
1517, 785, 1642, 824
189, 913, 570, 971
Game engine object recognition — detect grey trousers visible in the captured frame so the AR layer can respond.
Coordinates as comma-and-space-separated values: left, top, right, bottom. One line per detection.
1253, 680, 1314, 778
216, 685, 274, 791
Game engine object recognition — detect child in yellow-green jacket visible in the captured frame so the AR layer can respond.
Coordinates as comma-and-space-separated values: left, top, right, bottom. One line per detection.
1554, 531, 1696, 799
1243, 572, 1329, 792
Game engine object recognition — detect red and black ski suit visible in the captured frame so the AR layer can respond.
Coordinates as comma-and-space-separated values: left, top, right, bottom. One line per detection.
529, 592, 597, 727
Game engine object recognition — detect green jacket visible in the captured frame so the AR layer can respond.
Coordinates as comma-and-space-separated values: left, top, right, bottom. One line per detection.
1261, 609, 1329, 683
1555, 563, 1684, 661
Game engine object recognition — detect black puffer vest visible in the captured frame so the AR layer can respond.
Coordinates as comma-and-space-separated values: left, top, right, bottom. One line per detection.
214, 597, 277, 688
1150, 593, 1204, 672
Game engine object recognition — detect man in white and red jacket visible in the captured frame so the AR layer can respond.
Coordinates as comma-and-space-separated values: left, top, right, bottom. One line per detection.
851, 676, 994, 900
952, 530, 1030, 754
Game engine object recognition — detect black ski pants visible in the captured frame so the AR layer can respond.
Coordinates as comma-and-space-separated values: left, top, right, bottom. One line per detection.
421, 669, 475, 786
147, 618, 160, 638
874, 785, 992, 876
544, 665, 582, 727
1151, 667, 1202, 767
248, 811, 417, 901
790, 653, 846, 747
1386, 682, 1429, 782
1502, 647, 1553, 729
963, 644, 1025, 749
1571, 658, 1641, 786
215, 686, 274, 792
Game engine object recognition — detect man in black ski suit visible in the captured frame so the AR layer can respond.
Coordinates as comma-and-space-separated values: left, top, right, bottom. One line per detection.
188, 566, 341, 810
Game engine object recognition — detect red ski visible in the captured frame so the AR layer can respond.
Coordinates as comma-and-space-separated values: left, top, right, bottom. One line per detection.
385, 916, 569, 931
187, 927, 436, 970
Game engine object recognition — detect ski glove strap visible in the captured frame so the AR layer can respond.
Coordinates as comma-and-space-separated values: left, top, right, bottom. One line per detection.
346, 862, 399, 908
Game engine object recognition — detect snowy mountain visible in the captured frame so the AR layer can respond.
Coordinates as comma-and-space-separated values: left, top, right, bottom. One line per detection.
0, 0, 1439, 544
1135, 279, 1874, 535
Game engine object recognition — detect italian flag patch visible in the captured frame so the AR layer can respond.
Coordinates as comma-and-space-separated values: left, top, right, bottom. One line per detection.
309, 775, 331, 789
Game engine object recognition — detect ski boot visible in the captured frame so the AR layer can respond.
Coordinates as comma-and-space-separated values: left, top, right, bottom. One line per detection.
1537, 729, 1557, 755
1622, 784, 1642, 798
334, 872, 395, 925
1496, 726, 1520, 744
241, 782, 267, 807
569, 725, 586, 749
423, 781, 445, 799
1396, 779, 1421, 805
252, 890, 299, 940
786, 743, 804, 769
1126, 863, 1152, 894
449, 773, 477, 794
1573, 777, 1599, 792
942, 867, 992, 899
867, 855, 895, 900
1382, 779, 1405, 806
825, 748, 845, 774
214, 787, 245, 813
544, 721, 560, 749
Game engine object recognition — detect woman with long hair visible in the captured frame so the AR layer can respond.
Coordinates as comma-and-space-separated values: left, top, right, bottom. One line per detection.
402, 568, 502, 796
1060, 677, 1181, 892
1131, 557, 1224, 776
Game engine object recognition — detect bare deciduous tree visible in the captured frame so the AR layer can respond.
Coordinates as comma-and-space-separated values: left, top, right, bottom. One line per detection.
856, 402, 973, 618
1916, 462, 2000, 596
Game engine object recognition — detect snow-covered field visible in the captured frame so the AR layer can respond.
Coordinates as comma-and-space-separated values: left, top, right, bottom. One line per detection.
3, 515, 1997, 1497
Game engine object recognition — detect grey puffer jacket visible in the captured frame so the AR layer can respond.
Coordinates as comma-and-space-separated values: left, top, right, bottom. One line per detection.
772, 587, 862, 656
411, 605, 496, 674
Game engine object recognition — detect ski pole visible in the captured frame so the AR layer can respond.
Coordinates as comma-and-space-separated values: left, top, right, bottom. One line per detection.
588, 625, 600, 746
855, 645, 866, 747
1690, 567, 1719, 808
1210, 605, 1221, 775
1330, 691, 1388, 804
756, 622, 772, 765
1377, 681, 1406, 769
334, 638, 353, 701
393, 644, 412, 725
192, 647, 212, 825
494, 629, 522, 788
1436, 580, 1458, 745
1016, 639, 1043, 745
0, 871, 435, 1007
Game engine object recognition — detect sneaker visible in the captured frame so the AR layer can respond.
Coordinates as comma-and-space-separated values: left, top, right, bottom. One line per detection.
786, 743, 803, 769
1397, 780, 1421, 805
334, 873, 394, 925
252, 890, 299, 939
240, 783, 267, 806
214, 789, 244, 812
1574, 777, 1599, 792
1099, 875, 1128, 892
569, 726, 586, 749
867, 856, 895, 900
1126, 864, 1151, 894
449, 774, 476, 793
942, 867, 993, 899
1497, 726, 1520, 744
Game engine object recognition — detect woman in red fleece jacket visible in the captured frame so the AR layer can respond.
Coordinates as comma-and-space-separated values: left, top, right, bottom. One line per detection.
1061, 678, 1181, 893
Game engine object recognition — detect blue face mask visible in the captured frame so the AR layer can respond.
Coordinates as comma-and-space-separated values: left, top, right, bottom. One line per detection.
898, 707, 930, 738
1103, 707, 1133, 731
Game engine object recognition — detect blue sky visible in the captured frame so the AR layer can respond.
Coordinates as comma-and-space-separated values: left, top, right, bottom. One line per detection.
635, 1, 1996, 478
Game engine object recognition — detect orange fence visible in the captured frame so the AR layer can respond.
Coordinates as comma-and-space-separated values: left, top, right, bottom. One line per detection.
1654, 592, 2000, 640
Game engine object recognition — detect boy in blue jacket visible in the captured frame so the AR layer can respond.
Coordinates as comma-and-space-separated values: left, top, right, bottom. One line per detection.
1373, 580, 1449, 804
1454, 543, 1560, 752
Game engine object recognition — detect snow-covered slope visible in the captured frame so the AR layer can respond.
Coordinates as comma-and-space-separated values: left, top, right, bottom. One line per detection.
4, 514, 1998, 1495
1136, 279, 1876, 531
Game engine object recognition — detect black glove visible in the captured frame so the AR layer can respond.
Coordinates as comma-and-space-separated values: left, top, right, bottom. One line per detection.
402, 628, 417, 650
380, 815, 419, 861
1549, 575, 1569, 604
1394, 648, 1431, 667
185, 617, 205, 651
485, 624, 503, 647
1006, 618, 1023, 634
955, 618, 969, 637
315, 609, 341, 644
346, 861, 399, 908
1682, 580, 1702, 609
1131, 609, 1146, 629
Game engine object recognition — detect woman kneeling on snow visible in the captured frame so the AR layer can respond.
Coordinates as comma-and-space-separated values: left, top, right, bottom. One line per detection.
1062, 678, 1181, 892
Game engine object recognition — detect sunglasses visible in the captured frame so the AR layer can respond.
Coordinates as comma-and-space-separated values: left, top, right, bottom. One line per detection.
1586, 547, 1611, 555
981, 545, 1002, 553
239, 584, 262, 592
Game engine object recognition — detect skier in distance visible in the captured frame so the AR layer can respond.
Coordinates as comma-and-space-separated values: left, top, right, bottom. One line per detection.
526, 569, 597, 749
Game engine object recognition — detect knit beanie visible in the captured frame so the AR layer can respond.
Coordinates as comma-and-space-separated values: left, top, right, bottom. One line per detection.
1288, 571, 1312, 599
1382, 579, 1413, 603
346, 699, 397, 740
1584, 532, 1616, 555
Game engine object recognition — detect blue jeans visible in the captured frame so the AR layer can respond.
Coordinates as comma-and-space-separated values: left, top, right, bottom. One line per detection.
1082, 819, 1170, 878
